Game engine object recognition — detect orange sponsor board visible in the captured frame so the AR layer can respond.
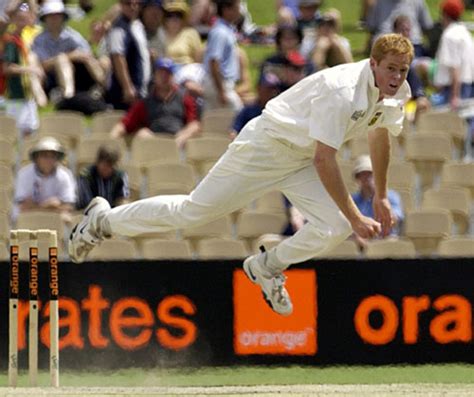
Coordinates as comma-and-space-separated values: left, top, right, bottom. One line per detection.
233, 269, 317, 355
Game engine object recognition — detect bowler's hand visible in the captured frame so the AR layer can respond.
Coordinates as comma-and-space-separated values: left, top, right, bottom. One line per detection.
350, 215, 381, 239
373, 195, 393, 237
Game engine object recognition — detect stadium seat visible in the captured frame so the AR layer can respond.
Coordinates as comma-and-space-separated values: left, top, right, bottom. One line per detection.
364, 238, 416, 259
38, 112, 86, 149
130, 136, 180, 171
349, 134, 402, 160
196, 237, 249, 259
441, 161, 474, 199
185, 136, 230, 175
0, 190, 12, 215
416, 111, 467, 155
88, 238, 139, 261
0, 213, 9, 242
182, 216, 233, 241
90, 110, 126, 135
396, 188, 415, 214
318, 239, 360, 259
145, 163, 196, 197
251, 233, 285, 254
0, 165, 14, 193
422, 187, 470, 234
141, 239, 193, 259
0, 115, 17, 144
202, 111, 235, 136
76, 136, 128, 171
404, 132, 452, 189
404, 209, 452, 256
0, 241, 8, 261
236, 211, 288, 239
0, 139, 15, 167
387, 160, 416, 192
254, 191, 287, 215
437, 237, 474, 257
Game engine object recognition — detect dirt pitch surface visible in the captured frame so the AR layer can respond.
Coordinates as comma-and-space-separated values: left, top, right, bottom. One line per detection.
2, 384, 474, 397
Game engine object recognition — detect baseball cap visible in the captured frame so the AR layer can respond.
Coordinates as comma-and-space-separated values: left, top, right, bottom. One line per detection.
353, 155, 373, 177
441, 0, 464, 20
40, 0, 69, 21
154, 57, 176, 73
286, 50, 306, 67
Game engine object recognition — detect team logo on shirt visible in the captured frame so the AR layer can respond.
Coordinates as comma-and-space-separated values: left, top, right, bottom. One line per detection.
368, 111, 383, 126
351, 110, 366, 121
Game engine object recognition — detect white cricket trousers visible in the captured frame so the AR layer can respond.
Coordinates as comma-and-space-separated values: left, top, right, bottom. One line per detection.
105, 116, 352, 271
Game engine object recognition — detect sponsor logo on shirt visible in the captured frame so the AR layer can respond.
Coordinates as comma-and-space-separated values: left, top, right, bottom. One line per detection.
351, 110, 366, 121
368, 111, 383, 126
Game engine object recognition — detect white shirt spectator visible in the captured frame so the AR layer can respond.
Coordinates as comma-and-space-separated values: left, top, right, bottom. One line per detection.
262, 59, 411, 152
13, 163, 76, 219
434, 22, 474, 87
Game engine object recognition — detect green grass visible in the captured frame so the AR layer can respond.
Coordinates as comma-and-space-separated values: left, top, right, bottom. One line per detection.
3, 365, 474, 387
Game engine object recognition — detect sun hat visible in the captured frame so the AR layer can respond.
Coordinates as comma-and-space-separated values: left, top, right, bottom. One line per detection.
39, 0, 69, 21
29, 136, 65, 160
353, 155, 373, 177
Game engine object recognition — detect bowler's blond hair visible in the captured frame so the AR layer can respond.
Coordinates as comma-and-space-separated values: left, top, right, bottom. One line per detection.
370, 33, 414, 64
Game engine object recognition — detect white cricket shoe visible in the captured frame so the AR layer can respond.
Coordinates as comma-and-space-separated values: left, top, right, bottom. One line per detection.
243, 252, 293, 316
68, 197, 111, 263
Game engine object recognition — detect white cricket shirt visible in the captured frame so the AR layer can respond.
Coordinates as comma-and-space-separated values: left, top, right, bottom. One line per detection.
261, 59, 411, 151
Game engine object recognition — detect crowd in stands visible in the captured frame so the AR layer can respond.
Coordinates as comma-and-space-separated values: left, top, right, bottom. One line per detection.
1, 0, 474, 260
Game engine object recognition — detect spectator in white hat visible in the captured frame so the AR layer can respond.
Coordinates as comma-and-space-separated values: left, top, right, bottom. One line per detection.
13, 136, 76, 222
31, 0, 105, 100
351, 155, 404, 249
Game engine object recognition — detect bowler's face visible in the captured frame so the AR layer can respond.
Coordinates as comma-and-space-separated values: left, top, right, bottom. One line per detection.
370, 53, 410, 99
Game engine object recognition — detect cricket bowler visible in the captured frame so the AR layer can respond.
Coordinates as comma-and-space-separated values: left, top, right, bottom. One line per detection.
69, 34, 413, 316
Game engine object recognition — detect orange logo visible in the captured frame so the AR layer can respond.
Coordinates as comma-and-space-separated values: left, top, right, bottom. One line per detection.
233, 269, 317, 355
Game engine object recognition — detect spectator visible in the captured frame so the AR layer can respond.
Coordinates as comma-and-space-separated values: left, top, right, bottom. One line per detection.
76, 145, 129, 210
13, 136, 76, 222
156, 0, 203, 68
351, 155, 403, 250
433, 0, 474, 110
32, 0, 105, 100
260, 24, 308, 89
141, 0, 164, 62
276, 0, 299, 26
230, 72, 281, 139
297, 0, 321, 33
110, 57, 201, 149
366, 0, 433, 58
297, 0, 322, 58
392, 14, 430, 118
105, 0, 151, 110
311, 9, 353, 70
2, 2, 45, 138
202, 0, 242, 112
